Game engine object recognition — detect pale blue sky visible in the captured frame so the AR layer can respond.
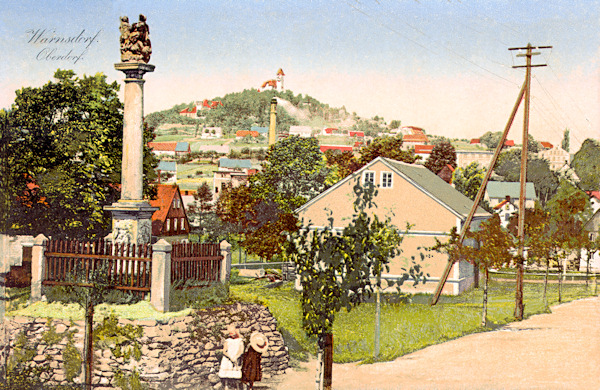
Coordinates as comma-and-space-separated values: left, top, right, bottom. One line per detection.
1, 0, 598, 148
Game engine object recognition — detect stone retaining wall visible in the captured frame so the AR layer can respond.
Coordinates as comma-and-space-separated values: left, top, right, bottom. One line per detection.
0, 303, 289, 389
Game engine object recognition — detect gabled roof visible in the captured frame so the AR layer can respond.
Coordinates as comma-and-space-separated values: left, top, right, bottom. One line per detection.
156, 161, 177, 172
504, 140, 515, 147
297, 157, 489, 219
540, 141, 553, 149
219, 158, 252, 169
175, 142, 190, 152
148, 142, 177, 152
486, 181, 537, 200
149, 184, 187, 236
587, 191, 600, 201
403, 134, 429, 143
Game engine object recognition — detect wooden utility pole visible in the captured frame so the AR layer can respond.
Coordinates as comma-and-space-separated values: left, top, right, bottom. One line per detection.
509, 43, 551, 320
430, 43, 551, 306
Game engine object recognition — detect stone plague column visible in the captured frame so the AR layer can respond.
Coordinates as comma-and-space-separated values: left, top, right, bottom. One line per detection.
104, 15, 157, 245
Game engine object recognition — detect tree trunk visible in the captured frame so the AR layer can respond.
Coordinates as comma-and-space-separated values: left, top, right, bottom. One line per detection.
514, 258, 525, 320
481, 268, 488, 327
557, 263, 562, 304
543, 261, 549, 309
323, 333, 333, 390
84, 296, 94, 390
374, 274, 381, 359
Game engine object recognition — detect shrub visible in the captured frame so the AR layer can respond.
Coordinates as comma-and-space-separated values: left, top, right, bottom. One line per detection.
169, 280, 230, 312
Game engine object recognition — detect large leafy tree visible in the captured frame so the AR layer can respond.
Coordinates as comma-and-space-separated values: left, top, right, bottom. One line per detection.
453, 162, 485, 201
217, 136, 330, 260
495, 149, 559, 206
323, 150, 361, 183
284, 183, 426, 389
3, 69, 157, 239
465, 214, 513, 326
358, 135, 416, 167
424, 141, 456, 175
571, 138, 600, 191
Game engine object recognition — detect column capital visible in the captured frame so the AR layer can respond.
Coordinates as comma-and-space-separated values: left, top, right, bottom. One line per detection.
114, 62, 155, 80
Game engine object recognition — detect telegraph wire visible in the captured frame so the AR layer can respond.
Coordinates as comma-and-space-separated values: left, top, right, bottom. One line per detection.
345, 0, 520, 88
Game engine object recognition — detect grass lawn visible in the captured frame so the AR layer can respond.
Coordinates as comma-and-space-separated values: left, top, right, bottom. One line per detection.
230, 279, 598, 363
316, 135, 353, 146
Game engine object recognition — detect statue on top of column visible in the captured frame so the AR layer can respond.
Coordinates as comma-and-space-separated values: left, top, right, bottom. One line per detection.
120, 14, 152, 63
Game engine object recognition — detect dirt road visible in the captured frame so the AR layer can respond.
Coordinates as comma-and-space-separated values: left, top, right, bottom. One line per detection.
268, 296, 600, 389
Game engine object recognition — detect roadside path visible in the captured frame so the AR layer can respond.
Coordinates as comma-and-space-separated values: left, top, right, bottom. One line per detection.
266, 296, 600, 389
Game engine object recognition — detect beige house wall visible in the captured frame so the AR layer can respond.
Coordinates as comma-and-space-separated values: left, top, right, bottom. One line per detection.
298, 160, 478, 295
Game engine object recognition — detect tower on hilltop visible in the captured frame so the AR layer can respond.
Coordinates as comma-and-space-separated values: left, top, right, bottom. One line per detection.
276, 68, 285, 91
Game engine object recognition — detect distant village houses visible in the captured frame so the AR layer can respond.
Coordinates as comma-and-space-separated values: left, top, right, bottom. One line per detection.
148, 142, 190, 157
213, 158, 257, 201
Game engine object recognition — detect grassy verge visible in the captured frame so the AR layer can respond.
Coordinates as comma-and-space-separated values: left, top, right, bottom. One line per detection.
231, 279, 597, 364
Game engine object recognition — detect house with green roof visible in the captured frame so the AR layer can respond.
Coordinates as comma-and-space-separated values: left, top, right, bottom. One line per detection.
484, 181, 537, 209
296, 157, 490, 295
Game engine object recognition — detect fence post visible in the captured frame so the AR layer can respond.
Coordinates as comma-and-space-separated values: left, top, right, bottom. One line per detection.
220, 240, 232, 283
151, 239, 171, 312
30, 234, 48, 303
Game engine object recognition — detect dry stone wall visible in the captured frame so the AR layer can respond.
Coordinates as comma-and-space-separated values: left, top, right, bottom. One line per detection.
1, 303, 289, 389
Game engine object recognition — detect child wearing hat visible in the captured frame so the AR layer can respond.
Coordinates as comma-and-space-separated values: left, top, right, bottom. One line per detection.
219, 324, 245, 389
241, 332, 269, 389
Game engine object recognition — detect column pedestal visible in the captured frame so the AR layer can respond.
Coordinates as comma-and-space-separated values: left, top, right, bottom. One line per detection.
104, 62, 157, 245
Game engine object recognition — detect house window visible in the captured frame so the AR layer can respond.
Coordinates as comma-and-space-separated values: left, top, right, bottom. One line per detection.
381, 172, 393, 188
362, 171, 375, 185
180, 218, 185, 231
166, 219, 170, 232
174, 218, 178, 232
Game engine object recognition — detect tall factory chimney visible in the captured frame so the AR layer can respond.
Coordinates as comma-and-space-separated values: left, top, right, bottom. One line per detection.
269, 97, 277, 146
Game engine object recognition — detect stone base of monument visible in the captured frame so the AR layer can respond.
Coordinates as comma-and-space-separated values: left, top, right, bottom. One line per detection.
104, 201, 158, 245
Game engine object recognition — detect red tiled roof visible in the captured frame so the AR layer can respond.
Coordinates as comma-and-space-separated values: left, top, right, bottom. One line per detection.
148, 142, 177, 152
149, 184, 188, 236
403, 134, 429, 143
324, 128, 337, 134
493, 199, 510, 210
236, 130, 259, 137
540, 141, 553, 149
277, 68, 285, 76
320, 145, 353, 153
470, 138, 480, 144
587, 191, 600, 201
403, 126, 425, 135
349, 131, 364, 137
414, 145, 434, 154
504, 140, 515, 147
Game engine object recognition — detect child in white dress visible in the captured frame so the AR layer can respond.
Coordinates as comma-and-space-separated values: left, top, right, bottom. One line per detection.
219, 324, 245, 389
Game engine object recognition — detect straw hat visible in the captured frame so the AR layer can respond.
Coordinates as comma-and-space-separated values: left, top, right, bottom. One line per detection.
249, 332, 269, 354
